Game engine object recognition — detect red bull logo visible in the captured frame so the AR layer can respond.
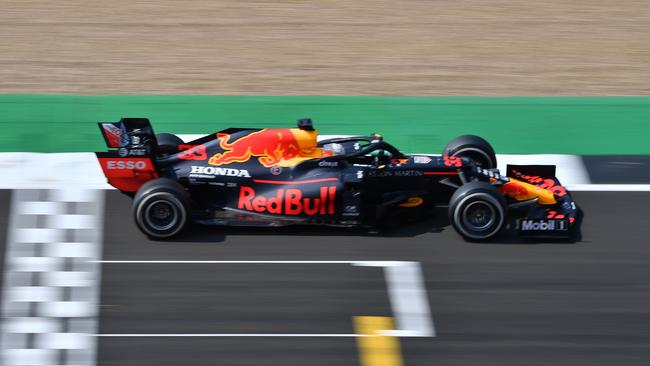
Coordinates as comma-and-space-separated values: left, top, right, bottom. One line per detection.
499, 181, 530, 199
499, 179, 557, 205
238, 186, 336, 215
209, 129, 303, 168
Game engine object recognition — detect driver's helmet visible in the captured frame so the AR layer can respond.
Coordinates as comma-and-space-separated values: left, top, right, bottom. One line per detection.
322, 142, 345, 156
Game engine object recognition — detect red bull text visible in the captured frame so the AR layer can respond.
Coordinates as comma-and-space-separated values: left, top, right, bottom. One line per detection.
238, 186, 336, 215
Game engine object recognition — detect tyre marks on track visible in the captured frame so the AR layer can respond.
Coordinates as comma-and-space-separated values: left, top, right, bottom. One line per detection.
1, 189, 104, 366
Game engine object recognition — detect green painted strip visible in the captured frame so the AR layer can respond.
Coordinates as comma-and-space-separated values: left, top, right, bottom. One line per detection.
0, 95, 648, 154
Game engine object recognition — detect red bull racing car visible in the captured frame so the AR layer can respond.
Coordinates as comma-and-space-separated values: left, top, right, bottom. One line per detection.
96, 118, 579, 240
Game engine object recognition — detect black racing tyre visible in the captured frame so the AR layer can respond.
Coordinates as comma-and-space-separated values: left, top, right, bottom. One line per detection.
133, 178, 190, 239
449, 181, 506, 240
155, 133, 184, 157
442, 135, 497, 169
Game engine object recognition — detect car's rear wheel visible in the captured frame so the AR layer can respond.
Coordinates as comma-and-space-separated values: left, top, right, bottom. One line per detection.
449, 181, 506, 240
442, 135, 497, 169
133, 178, 190, 239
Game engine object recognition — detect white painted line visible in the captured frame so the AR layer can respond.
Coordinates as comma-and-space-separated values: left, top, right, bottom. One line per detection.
383, 263, 434, 337
37, 333, 93, 350
98, 260, 377, 264
2, 349, 57, 366
39, 301, 95, 318
97, 333, 364, 337
356, 261, 435, 337
99, 260, 428, 268
43, 272, 93, 288
50, 188, 101, 203
45, 242, 96, 259
4, 318, 59, 334
14, 228, 63, 243
19, 201, 63, 216
10, 257, 61, 272
352, 261, 409, 268
48, 214, 95, 230
7, 286, 59, 303
381, 330, 430, 337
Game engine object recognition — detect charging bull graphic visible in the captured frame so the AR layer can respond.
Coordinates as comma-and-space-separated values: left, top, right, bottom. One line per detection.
208, 128, 318, 168
499, 180, 557, 205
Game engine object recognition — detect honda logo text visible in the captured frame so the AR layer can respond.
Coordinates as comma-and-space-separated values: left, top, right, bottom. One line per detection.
190, 166, 251, 178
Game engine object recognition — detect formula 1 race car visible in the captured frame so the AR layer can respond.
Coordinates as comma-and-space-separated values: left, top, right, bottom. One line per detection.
96, 118, 579, 240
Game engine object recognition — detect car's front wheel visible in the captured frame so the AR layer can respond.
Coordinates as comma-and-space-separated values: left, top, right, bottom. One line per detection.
449, 181, 506, 240
442, 135, 497, 169
133, 178, 190, 239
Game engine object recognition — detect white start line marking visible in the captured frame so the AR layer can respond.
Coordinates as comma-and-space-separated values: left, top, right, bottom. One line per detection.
1, 189, 104, 366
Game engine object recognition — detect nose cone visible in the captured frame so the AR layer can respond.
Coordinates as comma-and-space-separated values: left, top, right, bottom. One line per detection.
500, 179, 557, 205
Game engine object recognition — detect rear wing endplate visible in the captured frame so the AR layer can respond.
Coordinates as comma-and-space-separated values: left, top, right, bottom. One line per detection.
98, 118, 155, 148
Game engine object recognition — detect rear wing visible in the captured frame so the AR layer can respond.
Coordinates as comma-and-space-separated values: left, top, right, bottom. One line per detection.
98, 118, 156, 150
96, 118, 159, 193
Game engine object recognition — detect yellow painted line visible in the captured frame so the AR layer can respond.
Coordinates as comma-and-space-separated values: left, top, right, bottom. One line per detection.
354, 316, 404, 366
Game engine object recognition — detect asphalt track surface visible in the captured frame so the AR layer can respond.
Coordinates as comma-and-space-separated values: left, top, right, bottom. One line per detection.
94, 191, 650, 366
2, 190, 650, 365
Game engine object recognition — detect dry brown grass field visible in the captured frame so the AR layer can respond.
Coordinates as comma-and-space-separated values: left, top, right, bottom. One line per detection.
1, 0, 649, 95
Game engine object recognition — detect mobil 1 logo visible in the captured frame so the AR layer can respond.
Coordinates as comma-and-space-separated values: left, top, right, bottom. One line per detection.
519, 219, 568, 232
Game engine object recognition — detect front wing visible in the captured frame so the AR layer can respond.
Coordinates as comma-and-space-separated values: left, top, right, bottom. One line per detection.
507, 165, 579, 238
